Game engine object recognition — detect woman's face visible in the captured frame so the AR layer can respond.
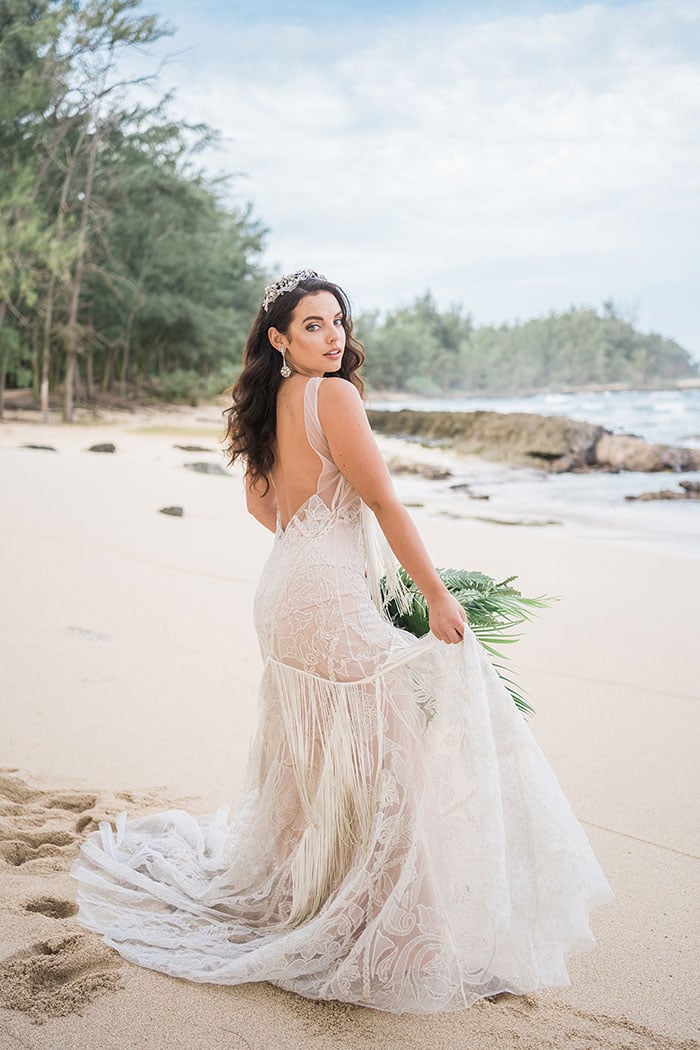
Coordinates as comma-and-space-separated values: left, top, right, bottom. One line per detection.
268, 291, 346, 377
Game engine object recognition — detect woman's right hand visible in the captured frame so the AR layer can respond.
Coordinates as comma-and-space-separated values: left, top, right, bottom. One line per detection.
428, 588, 469, 645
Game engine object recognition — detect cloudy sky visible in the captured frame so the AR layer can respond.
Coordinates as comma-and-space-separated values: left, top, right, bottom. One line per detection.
131, 0, 699, 359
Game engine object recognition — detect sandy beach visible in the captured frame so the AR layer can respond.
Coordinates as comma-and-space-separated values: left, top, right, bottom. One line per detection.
1, 401, 698, 1050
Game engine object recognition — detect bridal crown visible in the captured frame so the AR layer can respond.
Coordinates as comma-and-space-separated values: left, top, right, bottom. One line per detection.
262, 269, 325, 312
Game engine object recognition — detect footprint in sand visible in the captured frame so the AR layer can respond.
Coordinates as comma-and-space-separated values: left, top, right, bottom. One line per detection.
75, 813, 100, 833
0, 771, 220, 1023
0, 772, 97, 867
0, 770, 184, 871
0, 772, 144, 1022
23, 895, 79, 919
476, 995, 694, 1050
0, 934, 123, 1022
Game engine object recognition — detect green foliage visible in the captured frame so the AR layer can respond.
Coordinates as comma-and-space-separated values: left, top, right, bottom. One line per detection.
405, 374, 443, 396
0, 1, 67, 140
0, 0, 266, 409
357, 293, 470, 393
145, 368, 202, 405
145, 363, 240, 405
358, 297, 699, 395
0, 322, 25, 378
383, 567, 559, 716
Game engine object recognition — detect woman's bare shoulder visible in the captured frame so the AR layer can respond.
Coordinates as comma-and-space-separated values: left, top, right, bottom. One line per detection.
317, 376, 393, 503
317, 377, 364, 418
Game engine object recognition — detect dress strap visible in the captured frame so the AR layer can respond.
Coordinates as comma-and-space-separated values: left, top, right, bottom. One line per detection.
303, 376, 345, 508
303, 376, 333, 464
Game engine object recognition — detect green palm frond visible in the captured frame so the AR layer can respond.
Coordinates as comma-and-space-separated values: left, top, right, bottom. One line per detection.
382, 567, 559, 717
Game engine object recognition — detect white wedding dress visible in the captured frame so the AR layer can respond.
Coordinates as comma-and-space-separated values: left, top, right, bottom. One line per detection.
70, 375, 614, 1014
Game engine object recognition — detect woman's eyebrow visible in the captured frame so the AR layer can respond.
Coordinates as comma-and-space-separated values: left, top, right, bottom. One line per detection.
302, 312, 343, 323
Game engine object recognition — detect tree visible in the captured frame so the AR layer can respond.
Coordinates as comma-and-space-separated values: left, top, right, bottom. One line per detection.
0, 0, 267, 416
0, 0, 68, 416
359, 299, 699, 395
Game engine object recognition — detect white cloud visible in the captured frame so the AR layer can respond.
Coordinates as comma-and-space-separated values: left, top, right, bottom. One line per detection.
140, 0, 700, 356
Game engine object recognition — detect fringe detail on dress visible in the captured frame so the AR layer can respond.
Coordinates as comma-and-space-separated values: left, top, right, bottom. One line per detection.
361, 500, 414, 619
269, 659, 381, 927
69, 631, 615, 1011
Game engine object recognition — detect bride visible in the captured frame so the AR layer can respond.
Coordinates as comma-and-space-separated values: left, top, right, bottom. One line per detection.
70, 269, 614, 1014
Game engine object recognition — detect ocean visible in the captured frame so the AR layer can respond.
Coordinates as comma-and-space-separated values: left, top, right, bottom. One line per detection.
366, 388, 700, 559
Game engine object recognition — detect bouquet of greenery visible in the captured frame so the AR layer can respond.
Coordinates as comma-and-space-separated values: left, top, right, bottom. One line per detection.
383, 568, 558, 716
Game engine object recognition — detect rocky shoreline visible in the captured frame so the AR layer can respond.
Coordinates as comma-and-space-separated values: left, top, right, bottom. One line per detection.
367, 408, 700, 475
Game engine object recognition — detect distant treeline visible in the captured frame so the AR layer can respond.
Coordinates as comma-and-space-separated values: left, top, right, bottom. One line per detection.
357, 295, 699, 396
0, 0, 266, 420
1, 3, 697, 418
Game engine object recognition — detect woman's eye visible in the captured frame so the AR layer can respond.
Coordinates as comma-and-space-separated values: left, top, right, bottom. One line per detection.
305, 320, 342, 331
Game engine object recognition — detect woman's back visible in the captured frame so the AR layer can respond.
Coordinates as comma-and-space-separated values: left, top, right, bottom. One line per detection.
270, 375, 352, 531
271, 375, 334, 529
270, 375, 325, 531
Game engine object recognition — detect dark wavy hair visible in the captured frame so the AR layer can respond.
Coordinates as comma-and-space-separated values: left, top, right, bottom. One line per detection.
222, 276, 365, 494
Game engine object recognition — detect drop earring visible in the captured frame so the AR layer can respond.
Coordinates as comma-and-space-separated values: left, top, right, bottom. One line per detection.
279, 348, 292, 378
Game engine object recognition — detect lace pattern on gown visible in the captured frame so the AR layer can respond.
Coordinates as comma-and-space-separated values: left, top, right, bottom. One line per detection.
70, 375, 614, 1014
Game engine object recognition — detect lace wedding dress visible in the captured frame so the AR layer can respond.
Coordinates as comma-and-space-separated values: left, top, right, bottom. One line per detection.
70, 375, 614, 1014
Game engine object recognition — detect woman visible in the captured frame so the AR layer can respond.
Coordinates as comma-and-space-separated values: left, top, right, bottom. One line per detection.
71, 269, 614, 1014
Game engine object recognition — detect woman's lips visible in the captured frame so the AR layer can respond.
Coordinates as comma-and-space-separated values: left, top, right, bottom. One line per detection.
324, 349, 342, 357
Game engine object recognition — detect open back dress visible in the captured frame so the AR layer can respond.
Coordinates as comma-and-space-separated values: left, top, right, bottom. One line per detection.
70, 374, 614, 1014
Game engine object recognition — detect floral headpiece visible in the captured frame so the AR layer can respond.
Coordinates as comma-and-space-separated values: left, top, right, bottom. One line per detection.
261, 269, 325, 312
